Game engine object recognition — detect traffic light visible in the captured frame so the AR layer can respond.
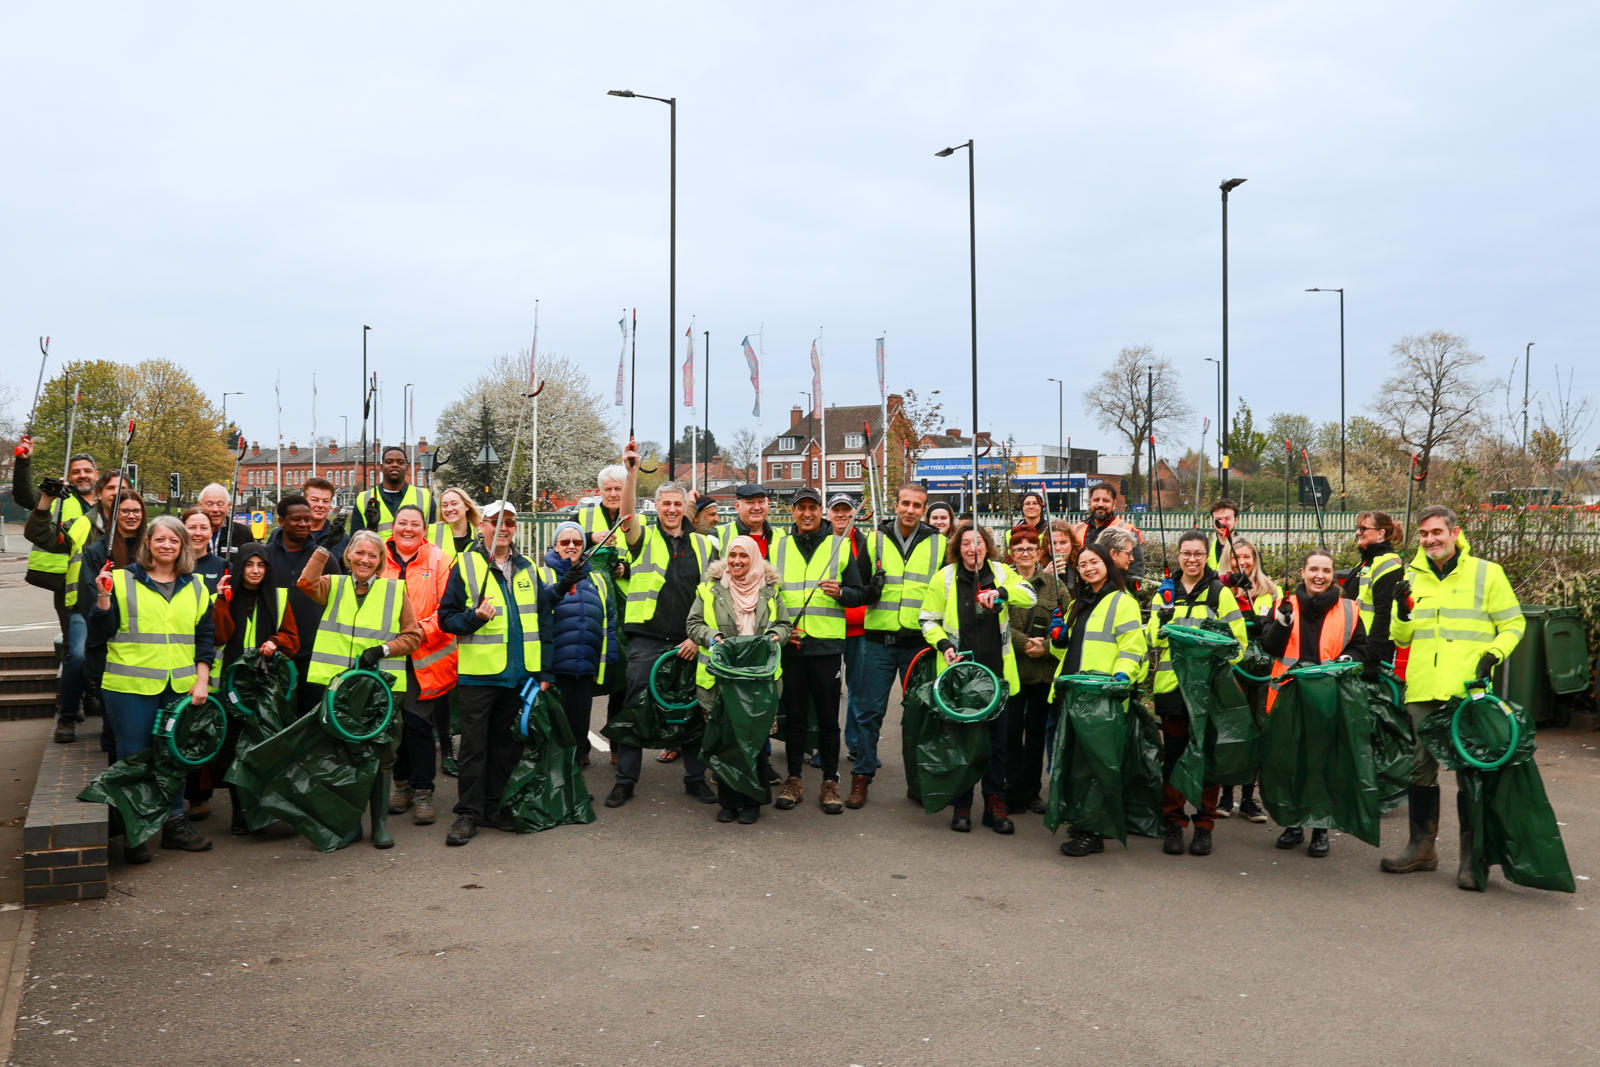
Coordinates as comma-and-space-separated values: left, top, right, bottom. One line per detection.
169, 472, 181, 499
125, 463, 139, 489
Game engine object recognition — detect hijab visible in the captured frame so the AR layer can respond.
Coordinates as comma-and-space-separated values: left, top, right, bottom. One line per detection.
721, 534, 766, 635
225, 543, 279, 665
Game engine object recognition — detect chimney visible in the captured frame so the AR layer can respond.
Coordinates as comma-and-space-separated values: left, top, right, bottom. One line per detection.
945, 427, 961, 440
417, 435, 429, 453
289, 441, 298, 456
328, 439, 338, 455
251, 441, 260, 457
790, 405, 803, 428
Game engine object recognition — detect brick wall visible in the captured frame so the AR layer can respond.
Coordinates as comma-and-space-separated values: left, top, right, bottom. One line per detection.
23, 741, 109, 906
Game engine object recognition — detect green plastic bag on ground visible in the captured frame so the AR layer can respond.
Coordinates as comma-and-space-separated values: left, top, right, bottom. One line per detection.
601, 652, 704, 751
698, 636, 782, 801
1121, 704, 1165, 838
502, 681, 596, 832
227, 669, 397, 850
1045, 674, 1133, 842
1167, 624, 1259, 786
1417, 695, 1574, 893
900, 649, 938, 802
1259, 661, 1382, 846
223, 651, 299, 748
81, 696, 227, 845
915, 659, 1006, 814
1364, 670, 1413, 813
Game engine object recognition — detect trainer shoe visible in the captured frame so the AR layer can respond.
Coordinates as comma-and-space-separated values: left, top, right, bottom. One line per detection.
160, 815, 213, 852
1238, 797, 1268, 823
684, 777, 718, 804
445, 814, 477, 846
1060, 830, 1105, 857
604, 783, 634, 808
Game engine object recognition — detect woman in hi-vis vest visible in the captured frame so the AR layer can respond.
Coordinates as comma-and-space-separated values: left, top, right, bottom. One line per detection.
89, 515, 217, 863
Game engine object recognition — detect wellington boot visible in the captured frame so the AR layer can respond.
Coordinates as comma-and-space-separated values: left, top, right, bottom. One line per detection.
1380, 784, 1439, 873
371, 772, 395, 850
1455, 789, 1482, 891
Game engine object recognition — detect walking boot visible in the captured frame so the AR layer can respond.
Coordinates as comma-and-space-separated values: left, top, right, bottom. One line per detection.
1188, 829, 1213, 855
1307, 828, 1330, 858
388, 780, 414, 814
1456, 790, 1483, 891
160, 814, 212, 852
950, 806, 972, 832
774, 776, 804, 810
982, 795, 1014, 835
124, 839, 153, 865
819, 779, 844, 815
1380, 784, 1440, 873
53, 715, 77, 744
370, 773, 394, 849
412, 790, 436, 825
845, 774, 870, 809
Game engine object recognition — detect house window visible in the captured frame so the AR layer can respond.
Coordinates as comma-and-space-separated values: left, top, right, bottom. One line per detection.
829, 461, 838, 479
811, 460, 819, 478
779, 436, 798, 452
845, 461, 862, 478
844, 433, 865, 449
790, 463, 800, 480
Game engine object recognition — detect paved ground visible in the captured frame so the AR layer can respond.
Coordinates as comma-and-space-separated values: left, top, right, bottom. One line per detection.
4, 566, 1599, 1065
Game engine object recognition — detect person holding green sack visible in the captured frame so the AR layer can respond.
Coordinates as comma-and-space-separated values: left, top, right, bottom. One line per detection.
1049, 541, 1147, 857
686, 535, 793, 823
920, 522, 1037, 834
1002, 525, 1064, 817
1146, 529, 1248, 857
1215, 537, 1276, 823
1259, 549, 1367, 858
1384, 505, 1524, 889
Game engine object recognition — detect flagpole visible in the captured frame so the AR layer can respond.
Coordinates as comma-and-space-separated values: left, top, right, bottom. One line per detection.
685, 320, 696, 493
757, 325, 764, 474
703, 329, 710, 494
878, 332, 888, 517
530, 299, 540, 519
818, 326, 827, 502
311, 374, 318, 480
274, 373, 283, 505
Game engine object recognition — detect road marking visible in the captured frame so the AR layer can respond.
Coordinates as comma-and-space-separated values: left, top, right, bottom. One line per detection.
588, 731, 609, 753
0, 623, 56, 634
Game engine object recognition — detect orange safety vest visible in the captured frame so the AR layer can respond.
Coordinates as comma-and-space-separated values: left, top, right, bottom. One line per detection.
381, 538, 458, 699
1265, 597, 1360, 713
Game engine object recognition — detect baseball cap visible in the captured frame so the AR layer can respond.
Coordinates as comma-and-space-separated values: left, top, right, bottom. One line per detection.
791, 487, 823, 506
481, 500, 518, 520
826, 493, 855, 510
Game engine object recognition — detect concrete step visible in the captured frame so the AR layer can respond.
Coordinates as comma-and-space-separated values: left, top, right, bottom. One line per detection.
0, 694, 57, 721
0, 649, 56, 673
0, 669, 57, 696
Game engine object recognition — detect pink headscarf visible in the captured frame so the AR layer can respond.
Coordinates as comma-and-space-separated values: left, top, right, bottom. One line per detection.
721, 535, 766, 635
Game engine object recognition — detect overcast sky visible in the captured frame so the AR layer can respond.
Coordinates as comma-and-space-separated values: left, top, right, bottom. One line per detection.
5, 3, 1595, 466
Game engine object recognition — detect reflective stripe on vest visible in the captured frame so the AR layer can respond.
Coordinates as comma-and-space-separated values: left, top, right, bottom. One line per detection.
773, 533, 847, 638
455, 552, 543, 677
866, 529, 944, 632
104, 570, 208, 695
357, 485, 433, 538
306, 577, 409, 690
1265, 598, 1360, 712
623, 526, 715, 625
426, 521, 464, 564
240, 588, 291, 651
62, 513, 95, 609
1355, 552, 1403, 624
27, 492, 88, 577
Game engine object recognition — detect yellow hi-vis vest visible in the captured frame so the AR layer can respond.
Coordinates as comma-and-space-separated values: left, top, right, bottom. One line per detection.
1145, 578, 1248, 695
29, 492, 89, 578
623, 524, 717, 626
1390, 537, 1525, 703
715, 520, 786, 557
692, 580, 785, 689
62, 512, 95, 609
1353, 550, 1403, 632
455, 551, 546, 678
104, 570, 210, 696
307, 577, 409, 690
355, 484, 434, 538
234, 588, 291, 655
772, 533, 847, 640
919, 561, 1038, 692
1049, 590, 1148, 701
865, 527, 946, 633
426, 521, 465, 564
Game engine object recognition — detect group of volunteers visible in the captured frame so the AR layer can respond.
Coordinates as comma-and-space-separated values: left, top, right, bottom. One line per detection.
15, 432, 1530, 890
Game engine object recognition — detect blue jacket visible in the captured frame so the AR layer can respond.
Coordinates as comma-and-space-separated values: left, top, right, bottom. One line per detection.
543, 548, 617, 681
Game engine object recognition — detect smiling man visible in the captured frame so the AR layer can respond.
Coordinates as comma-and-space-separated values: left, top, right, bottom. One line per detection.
353, 445, 436, 538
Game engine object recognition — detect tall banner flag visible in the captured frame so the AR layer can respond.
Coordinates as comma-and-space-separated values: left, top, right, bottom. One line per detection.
615, 312, 626, 407
742, 335, 760, 417
810, 339, 822, 416
876, 336, 886, 402
682, 325, 696, 409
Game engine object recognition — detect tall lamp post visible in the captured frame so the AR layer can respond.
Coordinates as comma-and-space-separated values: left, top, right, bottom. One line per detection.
1219, 178, 1246, 497
608, 88, 679, 479
1045, 376, 1064, 506
1305, 287, 1346, 510
1522, 341, 1535, 452
936, 139, 978, 516
361, 325, 371, 492
221, 391, 244, 440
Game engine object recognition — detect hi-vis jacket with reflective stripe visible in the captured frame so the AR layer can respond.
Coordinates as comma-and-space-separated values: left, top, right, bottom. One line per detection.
865, 523, 945, 634
716, 519, 783, 557
1049, 590, 1147, 701
24, 489, 89, 580
1145, 574, 1248, 694
920, 561, 1038, 691
425, 521, 467, 565
1265, 597, 1361, 712
308, 577, 411, 690
685, 560, 793, 689
355, 484, 435, 538
382, 539, 458, 699
773, 533, 847, 641
62, 512, 95, 609
1351, 550, 1404, 659
97, 567, 213, 696
623, 523, 717, 626
450, 549, 549, 679
1390, 535, 1524, 703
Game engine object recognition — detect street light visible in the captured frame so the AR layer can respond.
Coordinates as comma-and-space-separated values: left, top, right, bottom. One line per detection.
221, 391, 244, 440
1219, 177, 1246, 497
936, 139, 978, 516
609, 88, 679, 479
1202, 357, 1221, 475
1305, 287, 1346, 510
1523, 341, 1535, 452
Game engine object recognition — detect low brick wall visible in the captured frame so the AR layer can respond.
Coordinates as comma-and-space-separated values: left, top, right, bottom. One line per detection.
23, 740, 109, 906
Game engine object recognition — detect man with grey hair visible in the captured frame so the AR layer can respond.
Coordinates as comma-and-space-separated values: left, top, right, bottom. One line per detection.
579, 462, 631, 739
197, 482, 254, 558
604, 445, 719, 808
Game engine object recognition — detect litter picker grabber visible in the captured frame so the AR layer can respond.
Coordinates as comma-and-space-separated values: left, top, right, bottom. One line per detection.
1302, 447, 1328, 550
1150, 433, 1170, 580
627, 307, 659, 475
224, 433, 247, 562
1402, 453, 1425, 543
497, 347, 547, 512
14, 337, 49, 457
108, 416, 136, 543
60, 378, 82, 480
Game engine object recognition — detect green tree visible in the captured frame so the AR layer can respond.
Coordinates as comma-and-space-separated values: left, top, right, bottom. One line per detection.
118, 359, 234, 500
1227, 400, 1272, 474
26, 360, 129, 483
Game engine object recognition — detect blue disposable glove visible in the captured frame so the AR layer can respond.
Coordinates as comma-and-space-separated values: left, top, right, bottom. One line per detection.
1112, 672, 1130, 683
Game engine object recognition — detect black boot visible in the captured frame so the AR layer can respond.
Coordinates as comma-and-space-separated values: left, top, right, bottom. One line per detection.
1307, 828, 1330, 858
1276, 826, 1305, 850
1456, 789, 1483, 891
1380, 784, 1440, 873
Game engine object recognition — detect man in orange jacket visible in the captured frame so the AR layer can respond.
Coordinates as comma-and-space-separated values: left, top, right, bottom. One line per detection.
382, 504, 458, 826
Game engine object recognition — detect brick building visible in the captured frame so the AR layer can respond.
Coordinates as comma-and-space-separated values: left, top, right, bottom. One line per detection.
237, 437, 437, 506
760, 394, 903, 502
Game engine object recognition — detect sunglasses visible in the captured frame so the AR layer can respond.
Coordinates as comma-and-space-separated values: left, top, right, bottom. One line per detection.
555, 538, 584, 547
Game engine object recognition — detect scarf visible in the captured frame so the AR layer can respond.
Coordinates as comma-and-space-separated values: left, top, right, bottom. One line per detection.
225, 544, 279, 665
721, 534, 766, 635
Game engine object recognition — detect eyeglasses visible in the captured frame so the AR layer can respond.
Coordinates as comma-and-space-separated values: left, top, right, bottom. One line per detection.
1178, 551, 1206, 559
555, 538, 584, 547
1011, 544, 1037, 552
1356, 525, 1379, 532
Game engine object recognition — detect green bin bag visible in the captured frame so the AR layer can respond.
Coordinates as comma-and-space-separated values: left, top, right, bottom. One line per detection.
1416, 694, 1574, 893
1364, 670, 1413, 813
698, 636, 783, 801
223, 651, 299, 747
900, 649, 938, 802
601, 651, 705, 752
1121, 704, 1165, 838
1163, 624, 1260, 802
1258, 661, 1382, 847
914, 659, 1006, 815
227, 669, 397, 850
1044, 674, 1133, 842
81, 696, 228, 845
502, 681, 596, 832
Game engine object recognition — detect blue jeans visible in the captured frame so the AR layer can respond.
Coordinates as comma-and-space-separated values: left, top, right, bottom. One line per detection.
852, 637, 920, 779
58, 612, 88, 719
842, 635, 868, 758
103, 686, 184, 817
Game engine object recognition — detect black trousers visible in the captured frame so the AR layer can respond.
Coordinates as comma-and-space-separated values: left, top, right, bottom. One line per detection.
400, 688, 447, 793
1004, 681, 1052, 809
954, 705, 1009, 811
782, 650, 842, 780
554, 674, 596, 759
453, 684, 520, 820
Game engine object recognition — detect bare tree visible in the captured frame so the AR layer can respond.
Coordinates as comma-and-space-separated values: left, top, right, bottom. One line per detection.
1372, 331, 1489, 482
886, 387, 945, 486
1538, 362, 1597, 477
1084, 346, 1191, 504
725, 427, 763, 481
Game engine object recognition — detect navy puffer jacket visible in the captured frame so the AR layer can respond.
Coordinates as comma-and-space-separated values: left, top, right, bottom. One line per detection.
543, 549, 617, 679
